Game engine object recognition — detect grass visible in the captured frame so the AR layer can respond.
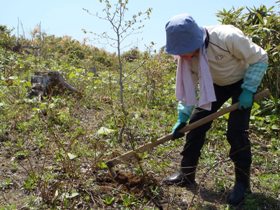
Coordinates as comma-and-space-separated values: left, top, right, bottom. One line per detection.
0, 44, 279, 209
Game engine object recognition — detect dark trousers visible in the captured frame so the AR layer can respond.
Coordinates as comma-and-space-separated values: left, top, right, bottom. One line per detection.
181, 80, 252, 170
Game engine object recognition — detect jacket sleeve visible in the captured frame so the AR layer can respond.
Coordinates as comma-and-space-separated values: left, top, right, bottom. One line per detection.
225, 26, 269, 92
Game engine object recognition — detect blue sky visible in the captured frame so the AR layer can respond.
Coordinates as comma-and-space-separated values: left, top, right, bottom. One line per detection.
1, 0, 277, 53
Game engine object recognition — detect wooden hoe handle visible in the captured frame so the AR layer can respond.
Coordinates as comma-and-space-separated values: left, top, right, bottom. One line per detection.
106, 89, 270, 168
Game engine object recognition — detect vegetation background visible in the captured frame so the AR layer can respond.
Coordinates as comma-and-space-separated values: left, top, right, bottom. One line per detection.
0, 1, 279, 209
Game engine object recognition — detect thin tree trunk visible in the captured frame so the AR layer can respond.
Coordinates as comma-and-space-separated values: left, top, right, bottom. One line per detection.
117, 33, 127, 142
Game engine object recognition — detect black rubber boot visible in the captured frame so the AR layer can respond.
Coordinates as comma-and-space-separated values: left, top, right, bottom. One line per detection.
162, 169, 196, 187
227, 166, 251, 206
163, 156, 198, 189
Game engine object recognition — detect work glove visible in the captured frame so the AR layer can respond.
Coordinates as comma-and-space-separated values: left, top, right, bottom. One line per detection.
172, 103, 193, 139
238, 88, 254, 110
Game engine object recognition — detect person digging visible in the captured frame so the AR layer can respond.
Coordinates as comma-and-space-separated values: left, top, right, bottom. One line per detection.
163, 13, 268, 206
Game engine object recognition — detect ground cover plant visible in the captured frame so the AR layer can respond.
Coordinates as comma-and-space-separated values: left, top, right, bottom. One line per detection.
0, 2, 279, 209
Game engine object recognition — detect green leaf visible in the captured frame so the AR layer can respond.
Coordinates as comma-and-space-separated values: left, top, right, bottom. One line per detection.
68, 72, 77, 79
271, 124, 279, 131
63, 191, 79, 199
97, 161, 108, 169
67, 153, 77, 160
97, 127, 115, 136
103, 196, 115, 205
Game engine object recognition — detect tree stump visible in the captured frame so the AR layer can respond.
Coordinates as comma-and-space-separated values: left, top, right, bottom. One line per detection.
28, 71, 80, 99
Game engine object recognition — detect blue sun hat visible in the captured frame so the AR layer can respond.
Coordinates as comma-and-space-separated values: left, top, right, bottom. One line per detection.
165, 13, 205, 55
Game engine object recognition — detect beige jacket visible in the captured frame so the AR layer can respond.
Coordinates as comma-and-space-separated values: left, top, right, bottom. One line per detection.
192, 25, 268, 86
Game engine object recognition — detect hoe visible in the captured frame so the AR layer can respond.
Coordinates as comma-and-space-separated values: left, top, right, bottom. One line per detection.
106, 89, 270, 178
